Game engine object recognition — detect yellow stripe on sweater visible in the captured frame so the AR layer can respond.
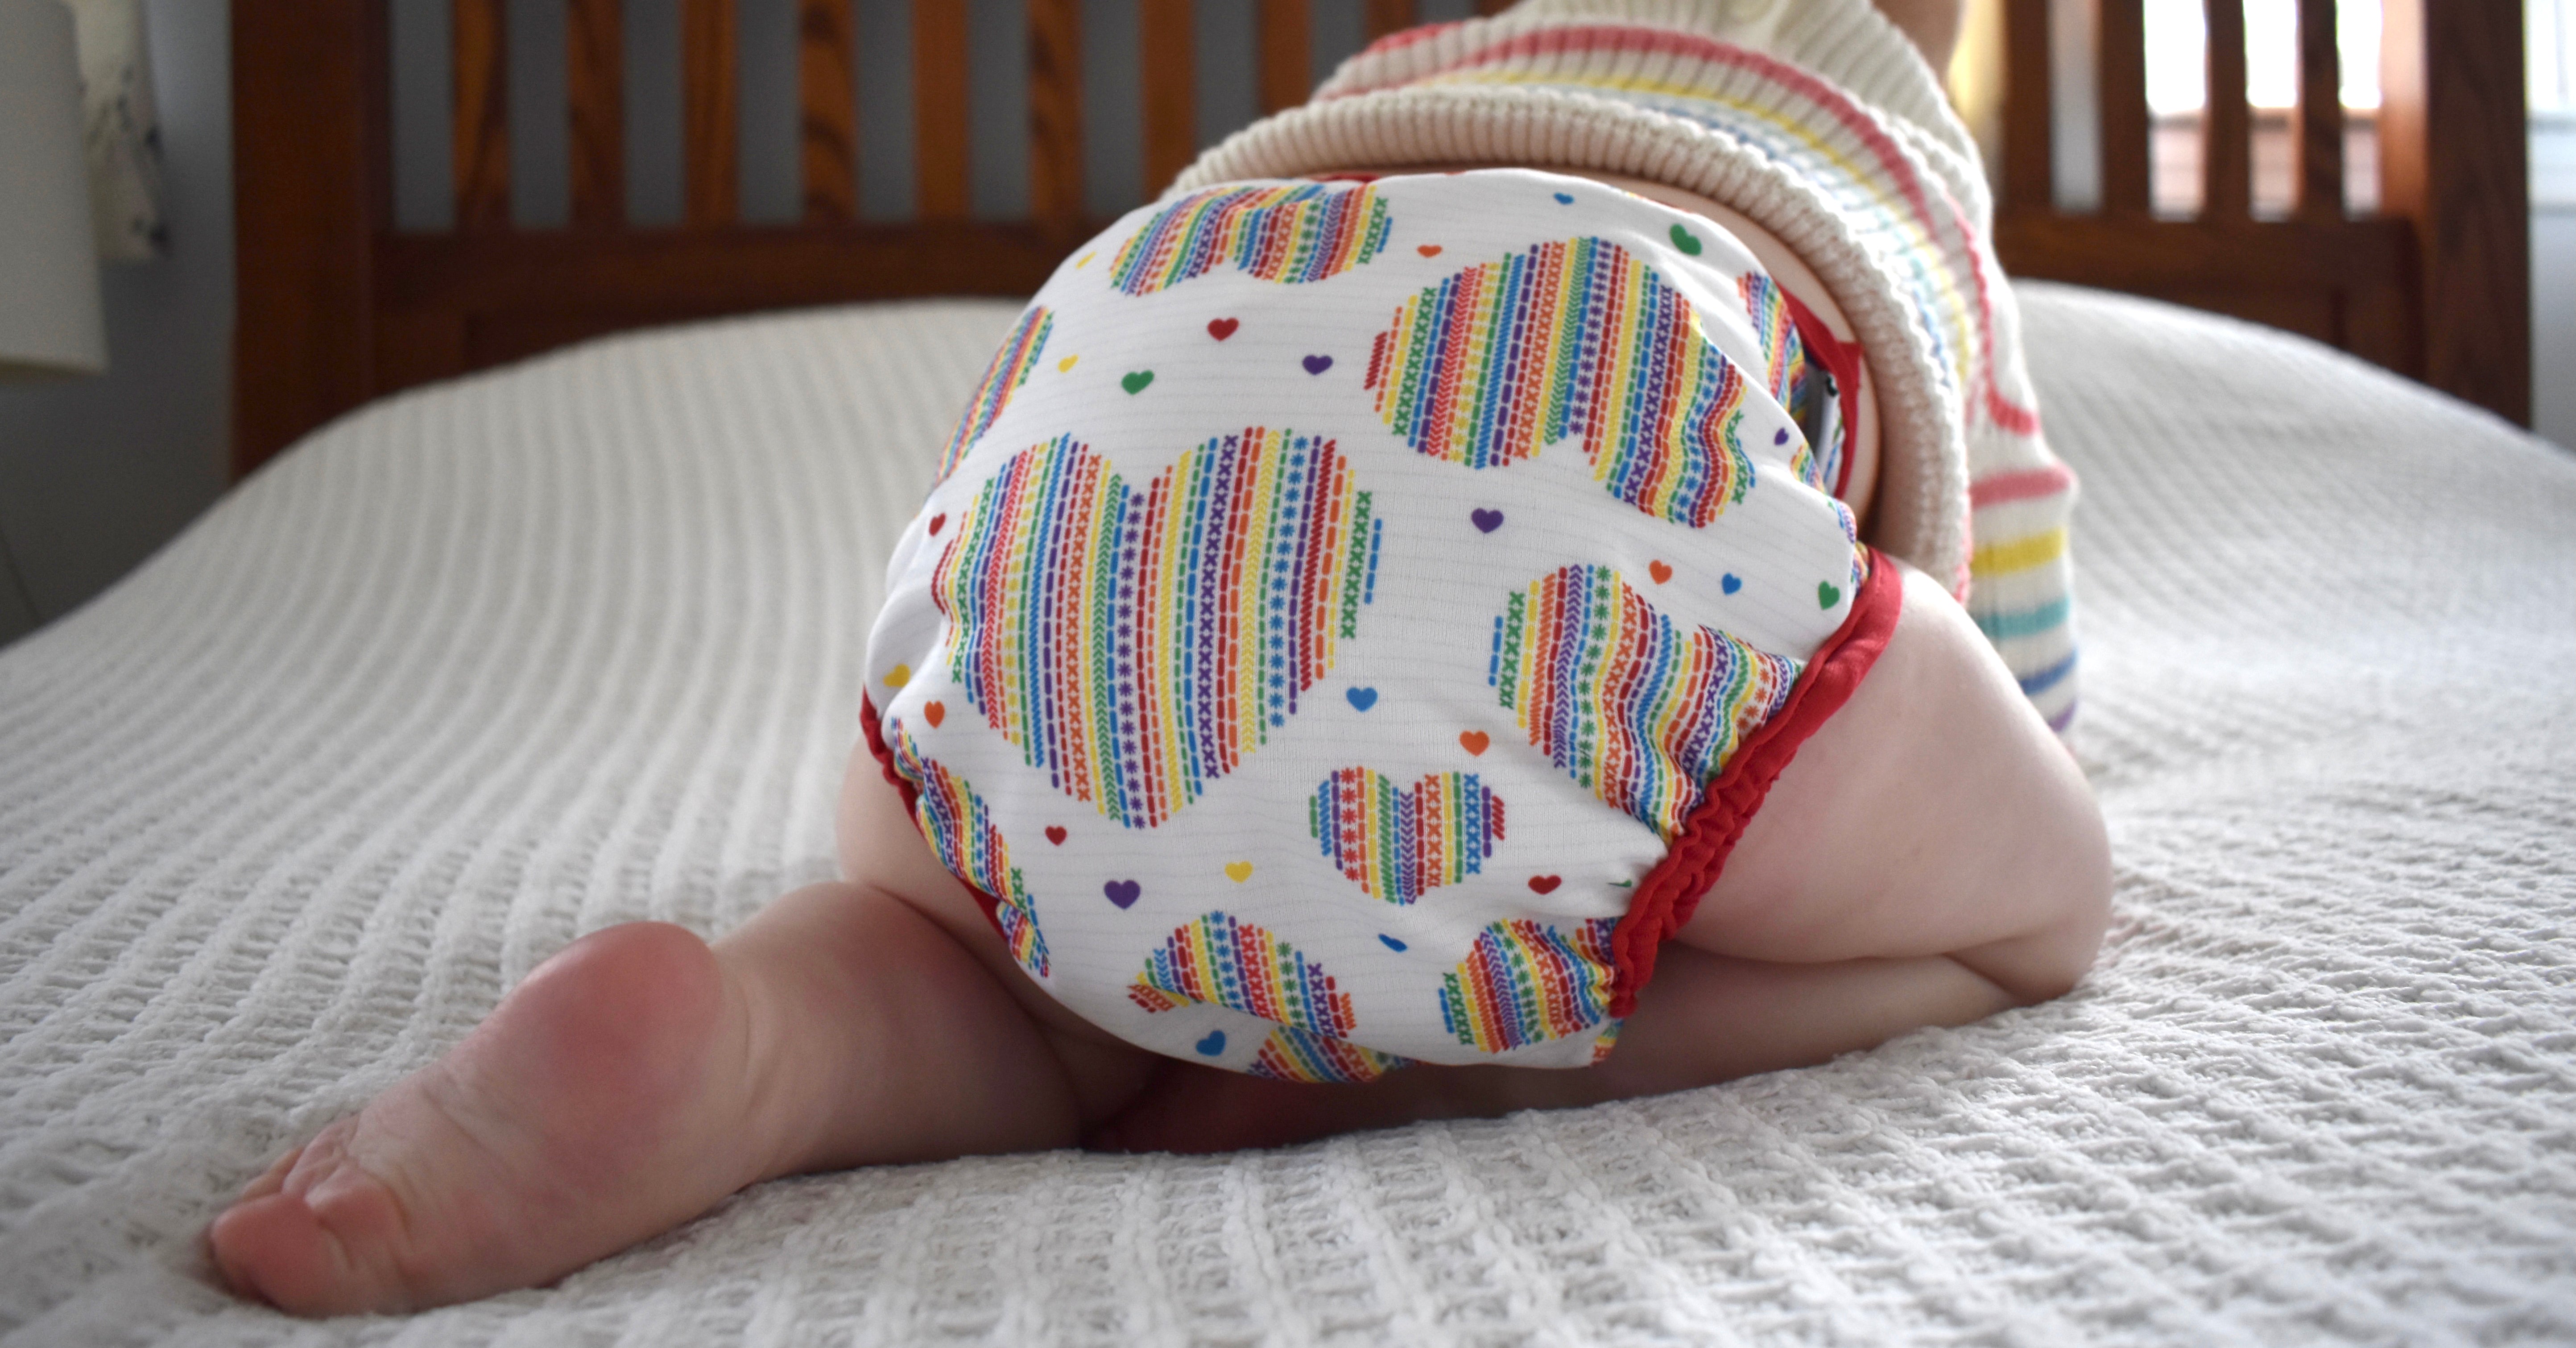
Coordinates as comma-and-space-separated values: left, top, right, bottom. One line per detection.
1970, 527, 2065, 577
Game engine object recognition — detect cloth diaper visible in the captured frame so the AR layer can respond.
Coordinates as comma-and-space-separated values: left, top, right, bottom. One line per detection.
865, 169, 1896, 1079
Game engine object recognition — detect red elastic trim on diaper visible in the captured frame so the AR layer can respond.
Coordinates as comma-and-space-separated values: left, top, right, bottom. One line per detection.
860, 691, 1011, 941
1604, 548, 1902, 1019
1782, 289, 1868, 502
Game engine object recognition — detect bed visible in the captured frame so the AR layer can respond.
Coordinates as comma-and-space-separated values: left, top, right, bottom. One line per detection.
5, 3, 2572, 1344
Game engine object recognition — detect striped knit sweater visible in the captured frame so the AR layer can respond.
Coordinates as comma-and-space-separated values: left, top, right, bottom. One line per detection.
1173, 0, 2080, 733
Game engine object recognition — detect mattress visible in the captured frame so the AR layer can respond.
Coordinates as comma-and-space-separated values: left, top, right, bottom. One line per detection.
1, 285, 2571, 1345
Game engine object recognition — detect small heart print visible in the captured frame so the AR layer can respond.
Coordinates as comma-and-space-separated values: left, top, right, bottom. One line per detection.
924, 701, 946, 728
1528, 875, 1563, 895
1207, 317, 1239, 341
1721, 573, 1743, 595
1471, 508, 1505, 533
1121, 370, 1154, 395
1195, 1030, 1227, 1055
1649, 560, 1674, 584
1346, 687, 1378, 711
1378, 934, 1409, 952
1458, 730, 1490, 756
1057, 354, 1079, 372
1045, 826, 1068, 845
1075, 251, 1096, 268
1553, 191, 1575, 204
1302, 354, 1333, 375
1774, 427, 1790, 445
1818, 580, 1842, 608
928, 513, 946, 535
1670, 223, 1704, 255
884, 663, 912, 688
1224, 861, 1253, 883
1104, 879, 1142, 908
1417, 244, 1443, 257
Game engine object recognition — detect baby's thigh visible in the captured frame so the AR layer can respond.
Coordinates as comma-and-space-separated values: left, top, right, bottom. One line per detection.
1675, 562, 2105, 966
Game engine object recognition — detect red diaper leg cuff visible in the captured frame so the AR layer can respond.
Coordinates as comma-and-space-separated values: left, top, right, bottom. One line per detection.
1604, 546, 1902, 1017
861, 691, 1010, 940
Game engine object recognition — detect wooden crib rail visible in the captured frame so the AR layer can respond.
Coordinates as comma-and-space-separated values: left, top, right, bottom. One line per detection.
233, 0, 2526, 482
1993, 0, 2528, 429
233, 0, 1501, 478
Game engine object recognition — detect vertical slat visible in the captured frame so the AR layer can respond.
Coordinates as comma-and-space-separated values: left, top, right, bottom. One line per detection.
2202, 0, 2249, 219
1029, 0, 1083, 224
799, 0, 856, 223
2379, 0, 2531, 424
682, 0, 738, 227
1365, 0, 1416, 40
453, 0, 510, 231
1259, 0, 1311, 116
2001, 0, 2052, 214
1139, 0, 1195, 196
2096, 0, 2150, 215
233, 0, 383, 478
567, 0, 624, 229
914, 0, 970, 219
2293, 0, 2343, 220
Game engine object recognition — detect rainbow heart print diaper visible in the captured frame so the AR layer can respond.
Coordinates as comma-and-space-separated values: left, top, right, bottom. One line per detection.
864, 170, 1897, 1081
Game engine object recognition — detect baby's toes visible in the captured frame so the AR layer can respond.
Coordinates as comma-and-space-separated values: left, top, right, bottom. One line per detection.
208, 1125, 416, 1315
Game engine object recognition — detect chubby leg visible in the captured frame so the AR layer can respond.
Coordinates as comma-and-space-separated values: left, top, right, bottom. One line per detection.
208, 755, 1158, 1316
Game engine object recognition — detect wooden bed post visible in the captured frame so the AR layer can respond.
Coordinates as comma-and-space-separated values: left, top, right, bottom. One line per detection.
2379, 0, 2531, 428
231, 0, 384, 480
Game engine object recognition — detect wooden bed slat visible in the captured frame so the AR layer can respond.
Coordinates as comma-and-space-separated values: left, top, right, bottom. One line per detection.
2202, 0, 2250, 220
2378, 0, 2531, 422
2096, 0, 2149, 216
567, 0, 623, 229
2001, 0, 2051, 213
1365, 0, 1415, 41
1139, 0, 1194, 197
914, 0, 970, 219
2294, 0, 2343, 220
799, 0, 856, 223
452, 0, 509, 231
682, 0, 738, 227
1028, 0, 1083, 224
1260, 0, 1311, 116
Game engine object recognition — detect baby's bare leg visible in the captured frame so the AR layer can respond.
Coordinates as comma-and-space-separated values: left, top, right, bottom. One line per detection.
209, 835, 1158, 1315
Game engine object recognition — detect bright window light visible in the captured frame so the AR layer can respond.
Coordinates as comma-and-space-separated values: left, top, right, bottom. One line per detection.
2143, 0, 2380, 115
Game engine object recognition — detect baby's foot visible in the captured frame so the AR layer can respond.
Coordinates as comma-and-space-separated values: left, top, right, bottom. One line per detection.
208, 922, 786, 1315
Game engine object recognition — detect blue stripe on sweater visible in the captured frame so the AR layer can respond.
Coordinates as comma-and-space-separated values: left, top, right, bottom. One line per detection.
2017, 649, 2078, 696
1973, 596, 2071, 643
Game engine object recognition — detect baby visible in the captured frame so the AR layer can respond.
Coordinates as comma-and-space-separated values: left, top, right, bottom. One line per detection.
209, 0, 2107, 1316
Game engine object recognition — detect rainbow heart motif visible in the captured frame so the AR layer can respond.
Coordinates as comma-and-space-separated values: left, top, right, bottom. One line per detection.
936, 306, 1051, 482
1110, 182, 1392, 295
1367, 238, 1757, 528
1308, 768, 1505, 905
933, 430, 1384, 829
1129, 911, 1354, 1035
1492, 565, 1801, 839
890, 731, 1048, 978
1440, 917, 1620, 1053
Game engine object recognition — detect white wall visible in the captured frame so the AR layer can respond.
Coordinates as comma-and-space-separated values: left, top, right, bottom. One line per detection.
0, 0, 230, 647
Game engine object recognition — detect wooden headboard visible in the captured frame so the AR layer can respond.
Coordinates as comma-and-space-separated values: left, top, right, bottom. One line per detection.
232, 0, 2531, 481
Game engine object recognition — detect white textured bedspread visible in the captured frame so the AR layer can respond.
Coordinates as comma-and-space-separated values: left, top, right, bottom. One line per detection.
3, 286, 2571, 1345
